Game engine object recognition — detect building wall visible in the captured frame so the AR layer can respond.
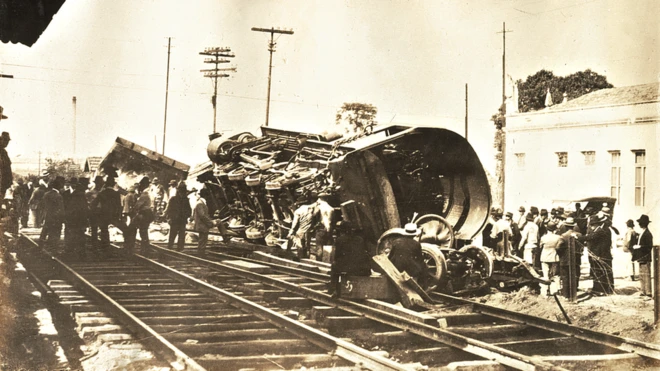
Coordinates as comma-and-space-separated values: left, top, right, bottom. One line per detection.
505, 101, 660, 229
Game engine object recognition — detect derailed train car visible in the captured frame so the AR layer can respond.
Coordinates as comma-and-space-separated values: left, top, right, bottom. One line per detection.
196, 124, 540, 293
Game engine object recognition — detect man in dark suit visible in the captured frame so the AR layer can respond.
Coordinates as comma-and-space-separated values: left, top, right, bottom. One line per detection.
632, 214, 653, 296
577, 215, 613, 295
165, 182, 191, 251
39, 176, 65, 249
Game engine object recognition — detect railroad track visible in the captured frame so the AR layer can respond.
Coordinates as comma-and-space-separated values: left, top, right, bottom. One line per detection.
17, 232, 660, 370
17, 233, 411, 371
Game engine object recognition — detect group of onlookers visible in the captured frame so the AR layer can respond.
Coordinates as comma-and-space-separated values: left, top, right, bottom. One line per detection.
484, 203, 653, 298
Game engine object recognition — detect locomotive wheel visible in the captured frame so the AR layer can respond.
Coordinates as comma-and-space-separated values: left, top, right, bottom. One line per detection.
421, 243, 447, 284
415, 214, 455, 249
458, 245, 494, 278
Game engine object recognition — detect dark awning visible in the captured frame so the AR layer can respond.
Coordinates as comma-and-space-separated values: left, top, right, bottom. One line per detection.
0, 0, 67, 46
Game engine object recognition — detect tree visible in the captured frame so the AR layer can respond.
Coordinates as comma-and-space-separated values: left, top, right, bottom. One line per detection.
335, 102, 378, 135
44, 157, 83, 180
517, 69, 613, 112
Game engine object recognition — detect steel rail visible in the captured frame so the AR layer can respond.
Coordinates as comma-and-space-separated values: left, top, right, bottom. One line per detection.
132, 251, 414, 371
147, 242, 568, 371
19, 234, 206, 371
430, 292, 660, 360
207, 250, 330, 281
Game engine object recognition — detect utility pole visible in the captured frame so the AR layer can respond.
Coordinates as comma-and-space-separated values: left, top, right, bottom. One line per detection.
251, 27, 294, 127
163, 37, 172, 155
496, 22, 513, 209
465, 83, 468, 141
72, 96, 77, 156
199, 47, 236, 133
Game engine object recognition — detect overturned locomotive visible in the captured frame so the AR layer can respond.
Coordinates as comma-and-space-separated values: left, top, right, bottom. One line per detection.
194, 125, 539, 294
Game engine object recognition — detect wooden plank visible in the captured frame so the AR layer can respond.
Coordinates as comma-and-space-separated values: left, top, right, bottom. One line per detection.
366, 299, 438, 325
277, 297, 314, 308
221, 260, 272, 274
177, 339, 318, 357
372, 255, 425, 308
197, 354, 349, 370
252, 251, 321, 271
163, 328, 291, 342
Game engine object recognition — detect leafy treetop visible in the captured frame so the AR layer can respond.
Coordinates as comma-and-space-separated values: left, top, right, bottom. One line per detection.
336, 102, 378, 135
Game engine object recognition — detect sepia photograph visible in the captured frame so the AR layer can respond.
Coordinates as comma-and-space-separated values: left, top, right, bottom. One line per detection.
0, 1, 659, 370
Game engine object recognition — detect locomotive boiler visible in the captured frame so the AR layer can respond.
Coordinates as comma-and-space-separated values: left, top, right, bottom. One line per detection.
194, 124, 538, 294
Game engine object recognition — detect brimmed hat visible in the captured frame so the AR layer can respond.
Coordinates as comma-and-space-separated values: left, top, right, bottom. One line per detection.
518, 206, 525, 212
505, 211, 513, 218
169, 179, 178, 186
564, 217, 576, 227
1, 132, 10, 141
540, 209, 548, 216
626, 219, 634, 228
525, 213, 535, 222
546, 221, 557, 231
530, 206, 539, 214
637, 214, 651, 224
0, 106, 7, 120
403, 223, 420, 236
138, 176, 151, 187
51, 176, 65, 189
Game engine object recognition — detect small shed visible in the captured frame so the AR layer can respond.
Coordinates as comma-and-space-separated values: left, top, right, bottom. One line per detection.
84, 156, 102, 174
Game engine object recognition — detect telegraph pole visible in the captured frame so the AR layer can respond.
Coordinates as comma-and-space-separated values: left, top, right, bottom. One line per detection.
496, 22, 513, 209
199, 47, 236, 133
251, 27, 294, 127
72, 96, 77, 156
465, 83, 468, 141
163, 37, 172, 155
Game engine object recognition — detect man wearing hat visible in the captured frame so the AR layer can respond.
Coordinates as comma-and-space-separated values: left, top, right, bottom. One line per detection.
287, 195, 317, 259
504, 211, 522, 256
516, 206, 526, 227
557, 217, 582, 297
632, 214, 653, 296
539, 221, 561, 296
92, 177, 128, 250
28, 178, 48, 228
0, 132, 12, 199
125, 176, 154, 254
167, 179, 178, 200
519, 213, 539, 264
86, 175, 105, 245
63, 178, 89, 254
164, 181, 192, 251
387, 222, 431, 289
577, 214, 614, 295
313, 191, 335, 260
489, 208, 512, 257
39, 176, 65, 249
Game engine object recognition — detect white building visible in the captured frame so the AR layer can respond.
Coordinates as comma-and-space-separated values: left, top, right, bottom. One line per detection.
505, 82, 660, 228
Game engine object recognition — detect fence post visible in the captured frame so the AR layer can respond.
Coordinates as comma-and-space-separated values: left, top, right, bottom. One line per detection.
654, 246, 660, 324
568, 237, 577, 303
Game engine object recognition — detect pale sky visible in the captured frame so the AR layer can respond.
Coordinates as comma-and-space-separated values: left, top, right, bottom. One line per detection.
1, 0, 658, 172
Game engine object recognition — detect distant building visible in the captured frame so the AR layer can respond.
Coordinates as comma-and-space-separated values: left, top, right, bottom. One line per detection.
84, 156, 102, 175
505, 82, 660, 227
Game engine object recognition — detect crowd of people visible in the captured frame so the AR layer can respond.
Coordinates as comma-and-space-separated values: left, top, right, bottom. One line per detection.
1, 171, 229, 256
483, 203, 653, 298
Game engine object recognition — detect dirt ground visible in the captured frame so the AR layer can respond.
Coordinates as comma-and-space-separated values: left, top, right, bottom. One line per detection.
471, 246, 660, 344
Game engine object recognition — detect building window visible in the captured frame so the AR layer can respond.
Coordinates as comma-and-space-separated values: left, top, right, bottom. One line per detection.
515, 153, 525, 168
582, 151, 595, 166
633, 150, 646, 206
556, 152, 568, 167
610, 151, 620, 204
